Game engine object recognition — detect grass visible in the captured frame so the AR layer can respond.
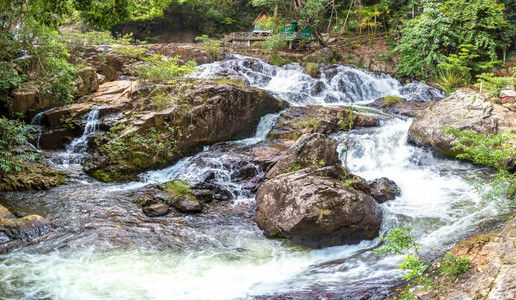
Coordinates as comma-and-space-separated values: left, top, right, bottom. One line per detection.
305, 63, 319, 78
383, 95, 402, 107
297, 115, 322, 132
440, 253, 471, 280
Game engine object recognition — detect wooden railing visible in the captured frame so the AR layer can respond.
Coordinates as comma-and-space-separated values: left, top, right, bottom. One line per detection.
227, 31, 314, 41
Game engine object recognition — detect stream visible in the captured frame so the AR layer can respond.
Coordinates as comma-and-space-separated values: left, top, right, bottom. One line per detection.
0, 54, 509, 299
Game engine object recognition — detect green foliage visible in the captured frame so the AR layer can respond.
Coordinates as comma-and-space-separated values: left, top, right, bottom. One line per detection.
58, 30, 134, 45
100, 124, 180, 170
375, 226, 419, 255
399, 254, 427, 281
338, 105, 355, 169
436, 68, 464, 93
195, 35, 222, 60
395, 0, 509, 79
149, 91, 175, 111
0, 118, 35, 174
269, 54, 291, 67
440, 253, 471, 279
444, 128, 515, 170
112, 45, 148, 58
256, 34, 287, 54
297, 115, 321, 131
384, 95, 402, 107
475, 71, 516, 97
444, 127, 516, 207
132, 55, 197, 82
164, 180, 194, 200
289, 162, 302, 172
312, 157, 325, 167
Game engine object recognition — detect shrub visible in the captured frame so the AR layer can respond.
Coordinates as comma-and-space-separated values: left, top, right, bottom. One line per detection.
375, 226, 419, 255
305, 63, 319, 78
0, 118, 36, 174
195, 35, 222, 60
440, 253, 471, 279
475, 70, 516, 97
256, 34, 287, 54
132, 55, 197, 82
384, 95, 402, 107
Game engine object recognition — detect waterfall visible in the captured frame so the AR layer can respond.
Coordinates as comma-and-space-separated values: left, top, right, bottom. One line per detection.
53, 107, 100, 167
29, 107, 55, 150
0, 56, 506, 300
193, 54, 444, 105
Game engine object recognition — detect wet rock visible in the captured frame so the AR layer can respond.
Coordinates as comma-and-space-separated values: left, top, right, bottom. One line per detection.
268, 105, 379, 141
0, 215, 52, 241
267, 133, 340, 178
85, 82, 284, 181
368, 97, 434, 117
11, 83, 58, 119
413, 214, 516, 299
39, 127, 81, 150
409, 89, 516, 166
171, 198, 203, 213
368, 177, 401, 203
251, 143, 290, 171
0, 164, 66, 192
320, 64, 338, 80
0, 205, 15, 219
256, 165, 382, 248
191, 189, 213, 202
399, 81, 445, 101
142, 203, 169, 217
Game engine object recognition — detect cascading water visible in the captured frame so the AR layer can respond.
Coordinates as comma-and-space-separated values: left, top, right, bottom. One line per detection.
193, 54, 444, 105
52, 107, 100, 167
29, 107, 56, 150
0, 56, 506, 299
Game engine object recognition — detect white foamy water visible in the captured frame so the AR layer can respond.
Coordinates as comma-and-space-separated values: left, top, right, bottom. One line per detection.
0, 56, 504, 300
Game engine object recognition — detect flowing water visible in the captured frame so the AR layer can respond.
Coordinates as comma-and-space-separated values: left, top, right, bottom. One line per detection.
0, 56, 507, 299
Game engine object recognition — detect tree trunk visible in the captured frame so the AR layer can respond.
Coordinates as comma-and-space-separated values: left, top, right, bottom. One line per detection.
274, 4, 278, 17
313, 27, 327, 47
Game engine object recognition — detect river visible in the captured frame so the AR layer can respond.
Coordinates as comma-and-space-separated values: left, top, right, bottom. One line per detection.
0, 54, 509, 299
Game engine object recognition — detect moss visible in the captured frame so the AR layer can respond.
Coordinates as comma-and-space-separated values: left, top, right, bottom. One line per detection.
383, 95, 403, 107
163, 180, 196, 203
269, 231, 285, 239
305, 63, 319, 78
210, 78, 245, 87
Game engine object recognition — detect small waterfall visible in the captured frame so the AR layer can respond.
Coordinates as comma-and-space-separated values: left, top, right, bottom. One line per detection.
193, 54, 444, 105
29, 108, 55, 150
56, 107, 100, 166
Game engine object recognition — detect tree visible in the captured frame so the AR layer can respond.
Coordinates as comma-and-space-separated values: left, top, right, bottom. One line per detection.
395, 0, 509, 79
252, 0, 331, 46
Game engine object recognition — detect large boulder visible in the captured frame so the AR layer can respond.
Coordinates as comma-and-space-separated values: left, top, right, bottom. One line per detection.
368, 97, 434, 117
255, 166, 382, 248
0, 206, 52, 241
0, 164, 66, 192
151, 44, 216, 65
85, 82, 285, 181
268, 105, 379, 141
267, 133, 340, 178
409, 90, 516, 158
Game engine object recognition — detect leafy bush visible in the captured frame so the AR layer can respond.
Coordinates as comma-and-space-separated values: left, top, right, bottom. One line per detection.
256, 34, 287, 54
195, 35, 222, 60
269, 53, 291, 66
444, 127, 516, 206
58, 30, 133, 45
132, 55, 197, 82
475, 71, 516, 97
0, 118, 35, 174
99, 125, 180, 170
375, 226, 419, 255
440, 253, 471, 279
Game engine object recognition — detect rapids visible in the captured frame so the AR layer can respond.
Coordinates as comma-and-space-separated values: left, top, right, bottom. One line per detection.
0, 55, 508, 299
